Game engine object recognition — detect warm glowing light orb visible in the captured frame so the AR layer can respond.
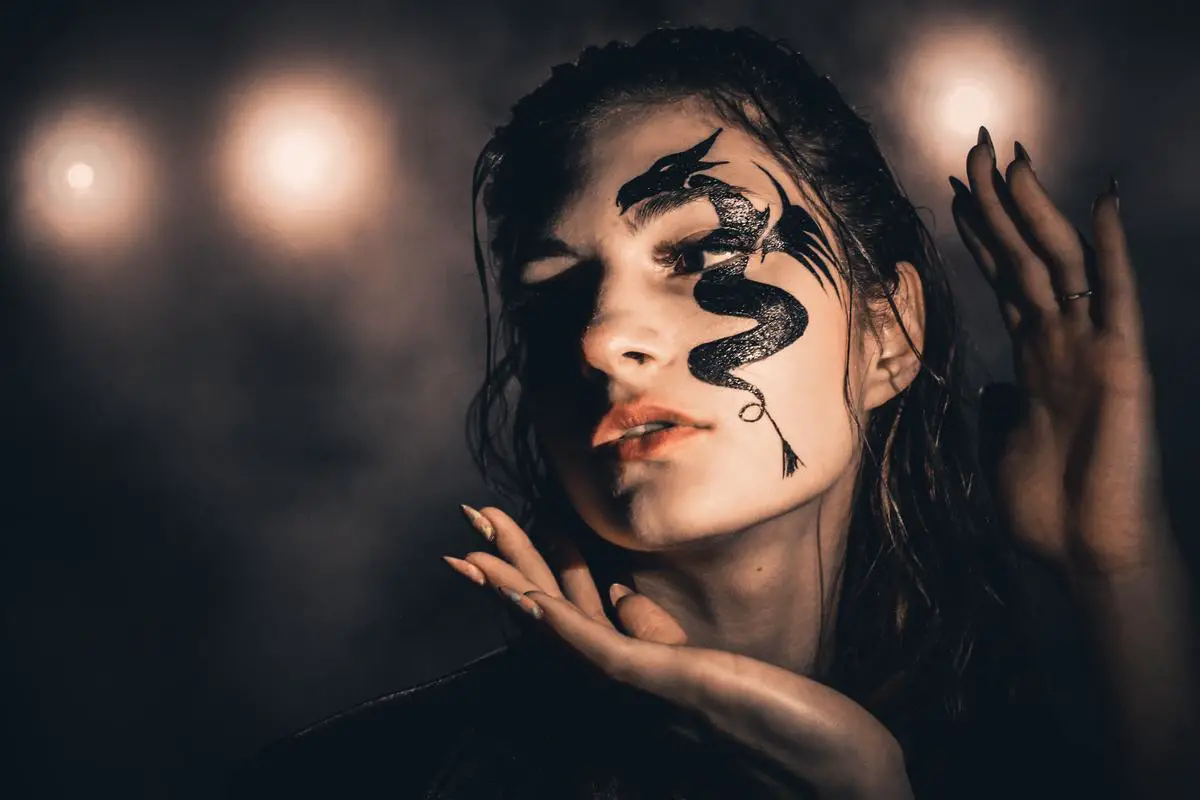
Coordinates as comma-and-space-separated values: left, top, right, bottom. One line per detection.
891, 21, 1048, 177
17, 106, 156, 255
220, 70, 391, 251
936, 82, 998, 137
65, 161, 96, 192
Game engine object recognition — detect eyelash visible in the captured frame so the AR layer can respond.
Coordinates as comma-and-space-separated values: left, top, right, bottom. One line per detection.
661, 230, 754, 275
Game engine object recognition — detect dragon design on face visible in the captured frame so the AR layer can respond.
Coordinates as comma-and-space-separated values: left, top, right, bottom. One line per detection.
616, 128, 839, 478
615, 129, 729, 213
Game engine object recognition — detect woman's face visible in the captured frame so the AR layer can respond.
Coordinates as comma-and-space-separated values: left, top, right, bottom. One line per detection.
517, 103, 876, 552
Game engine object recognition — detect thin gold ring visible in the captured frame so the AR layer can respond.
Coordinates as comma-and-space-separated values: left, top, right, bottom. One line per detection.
1059, 289, 1094, 302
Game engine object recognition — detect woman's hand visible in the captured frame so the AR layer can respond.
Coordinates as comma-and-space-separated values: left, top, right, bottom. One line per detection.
443, 504, 913, 800
949, 127, 1167, 578
950, 128, 1199, 798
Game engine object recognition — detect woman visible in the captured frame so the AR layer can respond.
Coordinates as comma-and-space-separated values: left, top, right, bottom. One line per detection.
231, 27, 1196, 799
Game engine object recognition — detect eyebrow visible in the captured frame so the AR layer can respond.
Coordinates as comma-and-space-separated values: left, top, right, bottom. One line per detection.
625, 186, 715, 233
518, 185, 752, 272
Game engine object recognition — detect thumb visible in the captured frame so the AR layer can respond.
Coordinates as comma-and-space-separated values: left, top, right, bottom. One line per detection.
978, 381, 1021, 486
609, 583, 689, 646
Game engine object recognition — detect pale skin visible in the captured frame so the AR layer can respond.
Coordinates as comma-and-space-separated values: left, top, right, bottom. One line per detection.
512, 108, 922, 678
442, 106, 1196, 797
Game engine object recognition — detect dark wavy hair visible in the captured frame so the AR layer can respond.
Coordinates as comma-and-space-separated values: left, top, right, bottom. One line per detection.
464, 24, 1028, 774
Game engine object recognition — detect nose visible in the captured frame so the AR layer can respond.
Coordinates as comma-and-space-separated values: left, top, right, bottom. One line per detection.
580, 284, 674, 384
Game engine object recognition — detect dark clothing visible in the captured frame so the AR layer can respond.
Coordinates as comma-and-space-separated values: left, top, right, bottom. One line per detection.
229, 639, 805, 799
228, 616, 1116, 800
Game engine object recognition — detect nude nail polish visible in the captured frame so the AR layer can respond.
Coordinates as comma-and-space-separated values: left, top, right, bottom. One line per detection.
460, 504, 496, 542
442, 555, 486, 586
609, 583, 634, 604
500, 586, 543, 620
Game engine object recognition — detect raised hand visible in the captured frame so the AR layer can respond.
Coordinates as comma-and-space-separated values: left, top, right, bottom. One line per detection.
950, 127, 1166, 577
443, 504, 913, 800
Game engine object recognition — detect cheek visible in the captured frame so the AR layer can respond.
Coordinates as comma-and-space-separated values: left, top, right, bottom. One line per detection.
729, 293, 861, 488
554, 331, 861, 548
525, 284, 864, 547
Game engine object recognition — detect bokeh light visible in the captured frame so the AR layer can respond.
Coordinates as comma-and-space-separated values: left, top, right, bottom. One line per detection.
890, 20, 1049, 178
65, 161, 96, 192
17, 105, 157, 256
219, 70, 392, 252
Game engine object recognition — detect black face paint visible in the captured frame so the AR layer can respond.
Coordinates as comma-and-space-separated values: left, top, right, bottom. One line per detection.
615, 129, 727, 212
756, 165, 840, 298
616, 130, 839, 478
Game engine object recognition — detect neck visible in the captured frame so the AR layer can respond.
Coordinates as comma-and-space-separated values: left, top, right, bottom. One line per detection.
625, 471, 856, 677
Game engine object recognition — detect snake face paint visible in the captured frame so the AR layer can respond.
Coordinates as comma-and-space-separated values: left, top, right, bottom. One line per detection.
615, 128, 839, 477
521, 107, 863, 551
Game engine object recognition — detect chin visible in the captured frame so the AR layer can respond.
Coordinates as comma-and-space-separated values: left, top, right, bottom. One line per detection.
580, 461, 813, 553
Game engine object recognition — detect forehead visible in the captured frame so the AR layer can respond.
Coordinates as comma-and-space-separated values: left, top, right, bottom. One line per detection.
586, 104, 773, 179
551, 103, 822, 235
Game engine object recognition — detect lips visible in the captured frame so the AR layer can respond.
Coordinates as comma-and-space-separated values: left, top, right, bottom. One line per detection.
607, 424, 707, 461
590, 400, 712, 457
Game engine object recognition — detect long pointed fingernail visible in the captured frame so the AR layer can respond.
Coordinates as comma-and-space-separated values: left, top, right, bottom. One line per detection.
500, 585, 543, 619
442, 555, 486, 586
1109, 175, 1120, 211
948, 175, 970, 199
1014, 141, 1033, 168
460, 504, 495, 542
978, 126, 995, 162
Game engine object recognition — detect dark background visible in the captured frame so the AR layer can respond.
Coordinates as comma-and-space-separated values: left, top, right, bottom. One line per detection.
1, 0, 1196, 797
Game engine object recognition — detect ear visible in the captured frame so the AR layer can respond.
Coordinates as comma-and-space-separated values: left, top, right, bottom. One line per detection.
861, 261, 926, 411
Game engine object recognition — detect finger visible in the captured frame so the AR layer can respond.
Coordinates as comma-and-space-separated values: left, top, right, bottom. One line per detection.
950, 176, 1000, 284
1004, 146, 1092, 320
523, 590, 654, 686
1092, 182, 1144, 345
610, 583, 689, 646
476, 506, 563, 597
966, 128, 1058, 314
950, 178, 1022, 332
462, 550, 544, 596
551, 537, 614, 627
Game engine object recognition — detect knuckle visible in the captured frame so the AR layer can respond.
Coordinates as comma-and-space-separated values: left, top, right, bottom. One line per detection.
1011, 252, 1045, 274
1020, 301, 1055, 327
1029, 295, 1062, 318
